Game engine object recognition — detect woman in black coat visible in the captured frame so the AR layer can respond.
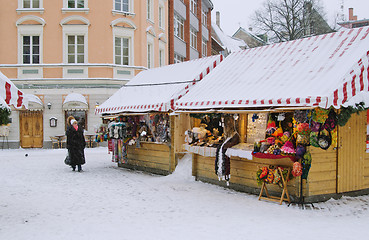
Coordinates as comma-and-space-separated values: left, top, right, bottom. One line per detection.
66, 116, 86, 172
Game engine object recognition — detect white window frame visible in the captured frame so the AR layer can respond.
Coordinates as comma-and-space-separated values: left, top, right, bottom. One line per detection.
190, 0, 197, 15
19, 0, 41, 8
61, 17, 89, 78
17, 0, 44, 13
147, 0, 154, 22
147, 33, 154, 69
67, 35, 85, 64
202, 38, 207, 57
190, 28, 197, 50
62, 0, 89, 13
112, 23, 136, 67
159, 40, 166, 67
22, 35, 40, 64
113, 0, 133, 14
158, 5, 165, 30
17, 18, 44, 79
202, 9, 208, 26
114, 37, 130, 66
174, 53, 185, 63
174, 13, 184, 40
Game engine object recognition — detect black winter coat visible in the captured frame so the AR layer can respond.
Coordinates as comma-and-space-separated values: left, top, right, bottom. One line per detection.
66, 125, 86, 166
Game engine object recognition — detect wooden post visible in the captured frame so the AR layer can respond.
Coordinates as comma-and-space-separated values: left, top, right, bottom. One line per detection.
238, 114, 247, 143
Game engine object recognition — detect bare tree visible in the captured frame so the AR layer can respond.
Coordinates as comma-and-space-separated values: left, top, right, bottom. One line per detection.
252, 0, 333, 43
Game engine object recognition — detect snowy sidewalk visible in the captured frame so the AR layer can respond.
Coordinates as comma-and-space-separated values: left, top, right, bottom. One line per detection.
0, 148, 368, 240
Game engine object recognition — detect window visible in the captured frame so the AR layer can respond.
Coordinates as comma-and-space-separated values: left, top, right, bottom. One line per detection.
190, 0, 197, 14
174, 14, 184, 40
159, 6, 164, 29
202, 9, 208, 26
202, 38, 207, 57
174, 53, 185, 63
69, 0, 84, 8
147, 0, 153, 21
68, 0, 84, 8
23, 0, 40, 8
115, 37, 129, 65
159, 49, 165, 67
65, 110, 87, 130
147, 43, 153, 68
115, 0, 129, 12
22, 36, 40, 64
68, 35, 85, 63
190, 28, 197, 49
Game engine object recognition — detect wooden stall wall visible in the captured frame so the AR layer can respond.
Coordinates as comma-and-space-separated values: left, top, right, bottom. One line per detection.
121, 142, 171, 175
171, 114, 192, 170
193, 154, 300, 199
337, 111, 368, 192
365, 111, 369, 188
305, 147, 337, 199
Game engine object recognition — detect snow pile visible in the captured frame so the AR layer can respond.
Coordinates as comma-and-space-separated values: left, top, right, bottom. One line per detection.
166, 153, 194, 182
0, 148, 369, 240
212, 22, 246, 53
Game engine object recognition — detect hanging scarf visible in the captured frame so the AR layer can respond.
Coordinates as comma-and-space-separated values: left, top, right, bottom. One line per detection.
215, 133, 240, 185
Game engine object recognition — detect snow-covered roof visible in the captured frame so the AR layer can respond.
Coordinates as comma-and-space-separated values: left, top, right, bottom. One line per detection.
232, 27, 266, 45
0, 71, 24, 109
96, 55, 223, 115
212, 23, 247, 53
176, 27, 369, 110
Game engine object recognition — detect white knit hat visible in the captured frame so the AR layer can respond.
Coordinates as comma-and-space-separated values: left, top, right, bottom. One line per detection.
70, 119, 77, 125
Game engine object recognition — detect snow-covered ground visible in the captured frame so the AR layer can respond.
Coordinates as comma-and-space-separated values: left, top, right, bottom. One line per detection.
0, 147, 368, 240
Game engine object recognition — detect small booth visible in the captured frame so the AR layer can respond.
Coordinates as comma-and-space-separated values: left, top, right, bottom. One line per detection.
176, 26, 369, 203
1, 71, 25, 148
95, 55, 223, 175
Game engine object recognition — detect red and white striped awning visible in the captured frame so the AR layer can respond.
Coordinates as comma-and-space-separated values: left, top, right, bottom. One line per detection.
0, 71, 24, 109
176, 27, 369, 110
96, 55, 223, 115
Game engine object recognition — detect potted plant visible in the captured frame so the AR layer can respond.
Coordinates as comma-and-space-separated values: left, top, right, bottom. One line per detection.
0, 106, 11, 136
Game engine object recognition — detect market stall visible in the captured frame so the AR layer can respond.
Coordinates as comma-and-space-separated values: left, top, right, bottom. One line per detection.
0, 71, 25, 109
95, 55, 223, 175
176, 26, 369, 203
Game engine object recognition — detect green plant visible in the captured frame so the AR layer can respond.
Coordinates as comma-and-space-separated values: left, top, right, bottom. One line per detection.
0, 107, 11, 125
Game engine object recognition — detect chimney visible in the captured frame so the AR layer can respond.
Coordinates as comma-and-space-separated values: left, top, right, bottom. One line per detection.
349, 8, 357, 21
216, 11, 221, 28
249, 27, 253, 32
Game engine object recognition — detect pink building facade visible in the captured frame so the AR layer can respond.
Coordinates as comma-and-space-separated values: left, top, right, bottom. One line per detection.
0, 0, 168, 148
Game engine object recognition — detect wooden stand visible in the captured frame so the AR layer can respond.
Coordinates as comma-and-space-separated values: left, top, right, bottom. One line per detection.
258, 167, 291, 205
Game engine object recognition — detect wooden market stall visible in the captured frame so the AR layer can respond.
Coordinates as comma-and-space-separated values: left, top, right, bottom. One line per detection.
175, 26, 369, 203
95, 55, 223, 175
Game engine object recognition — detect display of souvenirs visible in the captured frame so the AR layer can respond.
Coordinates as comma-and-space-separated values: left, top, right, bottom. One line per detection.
292, 162, 303, 177
95, 123, 108, 143
256, 166, 291, 187
104, 114, 171, 164
184, 114, 228, 148
281, 141, 296, 155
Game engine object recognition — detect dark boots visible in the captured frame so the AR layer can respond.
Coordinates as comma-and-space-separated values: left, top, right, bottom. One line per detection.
77, 165, 82, 172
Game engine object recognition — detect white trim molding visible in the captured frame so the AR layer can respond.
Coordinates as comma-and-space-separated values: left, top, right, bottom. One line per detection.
111, 18, 137, 30
60, 15, 90, 26
16, 15, 46, 26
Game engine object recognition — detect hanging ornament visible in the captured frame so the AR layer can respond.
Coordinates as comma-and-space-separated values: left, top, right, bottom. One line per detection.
252, 113, 259, 122
277, 113, 285, 121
